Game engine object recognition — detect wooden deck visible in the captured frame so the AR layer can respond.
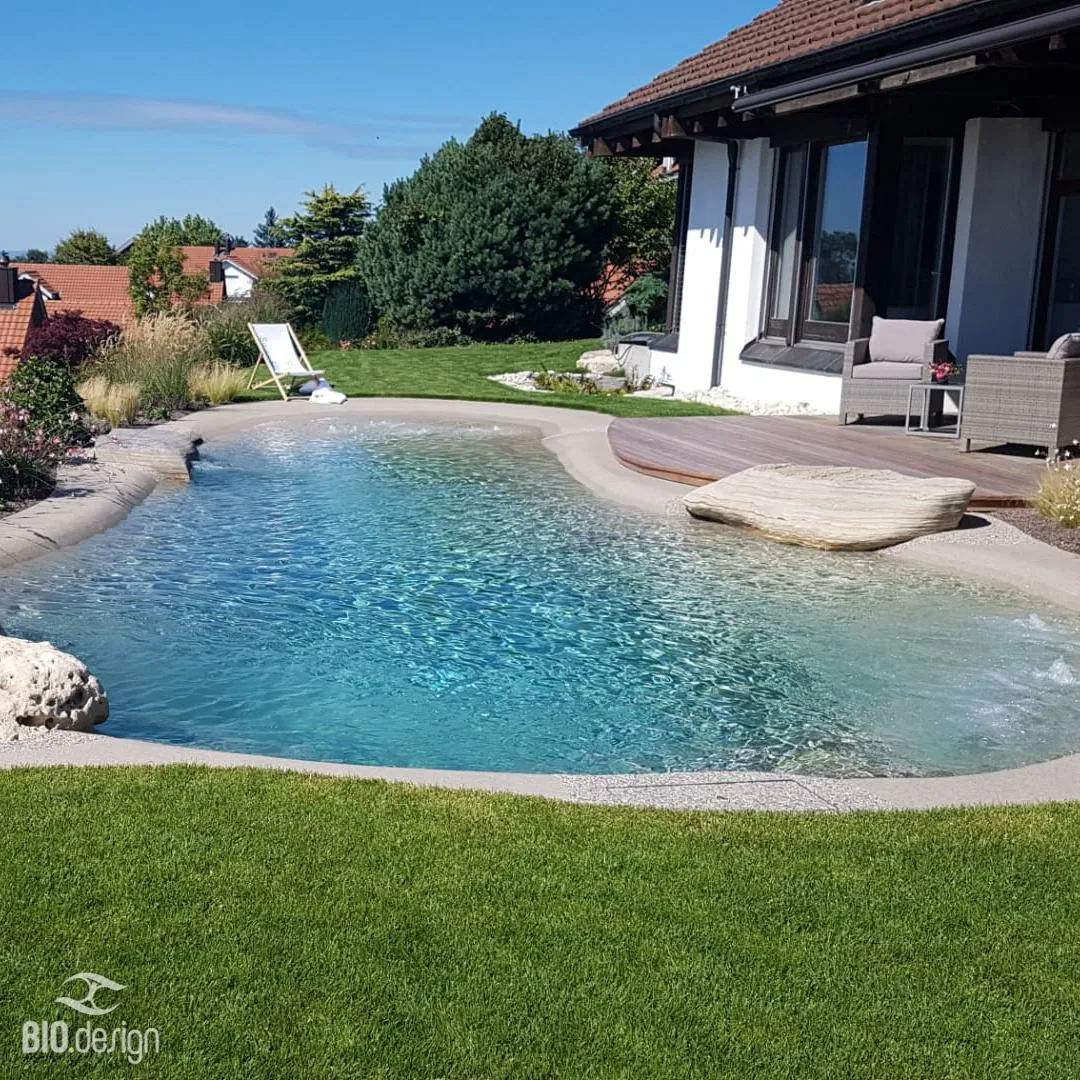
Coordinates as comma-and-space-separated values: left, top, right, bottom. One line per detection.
608, 416, 1043, 507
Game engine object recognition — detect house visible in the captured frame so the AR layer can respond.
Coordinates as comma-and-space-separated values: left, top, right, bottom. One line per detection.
179, 246, 293, 303
15, 264, 136, 326
0, 261, 47, 378
573, 0, 1080, 412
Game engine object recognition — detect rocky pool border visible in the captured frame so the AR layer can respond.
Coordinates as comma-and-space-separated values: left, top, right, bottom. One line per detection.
1, 397, 1079, 812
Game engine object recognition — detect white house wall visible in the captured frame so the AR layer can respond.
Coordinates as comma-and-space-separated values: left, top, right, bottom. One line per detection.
224, 265, 257, 299
653, 142, 731, 392
945, 117, 1050, 362
714, 139, 841, 412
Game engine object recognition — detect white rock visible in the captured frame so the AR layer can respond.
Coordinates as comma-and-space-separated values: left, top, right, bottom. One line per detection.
672, 386, 830, 415
684, 465, 976, 551
0, 638, 109, 733
486, 371, 553, 393
630, 385, 675, 398
577, 350, 620, 375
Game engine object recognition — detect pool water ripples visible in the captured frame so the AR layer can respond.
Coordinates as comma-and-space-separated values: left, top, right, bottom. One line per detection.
2, 419, 1079, 778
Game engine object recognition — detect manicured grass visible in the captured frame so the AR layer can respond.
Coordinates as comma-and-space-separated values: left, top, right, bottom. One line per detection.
2, 766, 1079, 1078
241, 339, 733, 418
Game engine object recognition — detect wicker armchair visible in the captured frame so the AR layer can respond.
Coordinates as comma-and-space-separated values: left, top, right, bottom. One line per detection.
960, 351, 1080, 456
839, 322, 949, 425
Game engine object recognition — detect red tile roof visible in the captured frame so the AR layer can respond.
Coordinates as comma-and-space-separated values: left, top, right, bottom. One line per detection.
179, 246, 294, 305
225, 248, 293, 278
0, 279, 47, 380
16, 264, 135, 326
581, 0, 977, 124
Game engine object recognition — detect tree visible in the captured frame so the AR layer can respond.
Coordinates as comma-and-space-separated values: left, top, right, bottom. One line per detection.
253, 207, 287, 248
127, 217, 219, 315
599, 158, 677, 301
24, 248, 49, 263
264, 187, 371, 325
358, 114, 615, 341
22, 311, 120, 368
52, 228, 116, 265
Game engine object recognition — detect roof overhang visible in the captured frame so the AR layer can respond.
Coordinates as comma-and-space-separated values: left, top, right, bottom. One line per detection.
573, 0, 1080, 150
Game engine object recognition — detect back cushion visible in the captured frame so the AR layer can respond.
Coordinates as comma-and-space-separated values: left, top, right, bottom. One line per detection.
1047, 333, 1080, 360
869, 317, 945, 364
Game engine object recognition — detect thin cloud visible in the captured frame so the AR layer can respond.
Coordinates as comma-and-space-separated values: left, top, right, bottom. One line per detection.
0, 92, 465, 159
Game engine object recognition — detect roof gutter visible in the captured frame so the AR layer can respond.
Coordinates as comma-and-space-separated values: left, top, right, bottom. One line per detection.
732, 3, 1080, 113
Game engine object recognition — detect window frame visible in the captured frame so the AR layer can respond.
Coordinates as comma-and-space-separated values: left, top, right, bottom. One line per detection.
763, 136, 869, 347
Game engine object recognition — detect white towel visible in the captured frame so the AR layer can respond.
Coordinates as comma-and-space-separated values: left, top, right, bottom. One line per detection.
310, 384, 347, 405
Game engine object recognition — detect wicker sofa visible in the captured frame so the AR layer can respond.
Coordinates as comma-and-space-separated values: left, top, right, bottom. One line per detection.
960, 345, 1080, 456
839, 318, 949, 425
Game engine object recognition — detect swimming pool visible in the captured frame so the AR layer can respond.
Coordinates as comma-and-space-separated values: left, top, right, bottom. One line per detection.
3, 419, 1079, 777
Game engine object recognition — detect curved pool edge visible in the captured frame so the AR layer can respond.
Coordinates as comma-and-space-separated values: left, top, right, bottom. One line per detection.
0, 460, 161, 569
3, 397, 1080, 812
5, 729, 1080, 812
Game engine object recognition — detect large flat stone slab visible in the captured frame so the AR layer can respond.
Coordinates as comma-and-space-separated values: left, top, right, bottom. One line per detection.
684, 464, 976, 550
93, 425, 202, 482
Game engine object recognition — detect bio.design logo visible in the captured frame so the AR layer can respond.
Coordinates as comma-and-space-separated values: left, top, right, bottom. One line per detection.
55, 972, 125, 1016
22, 973, 161, 1065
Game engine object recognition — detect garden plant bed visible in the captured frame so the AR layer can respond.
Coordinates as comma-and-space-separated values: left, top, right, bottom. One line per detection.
2, 765, 1080, 1078
995, 508, 1080, 556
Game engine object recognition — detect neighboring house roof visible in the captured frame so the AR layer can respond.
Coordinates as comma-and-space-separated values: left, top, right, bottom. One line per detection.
224, 247, 292, 278
179, 246, 294, 304
581, 0, 977, 125
15, 264, 135, 326
600, 265, 641, 309
0, 279, 47, 378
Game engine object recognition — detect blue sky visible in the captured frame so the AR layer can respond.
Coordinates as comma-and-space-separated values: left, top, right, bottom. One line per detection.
0, 0, 764, 251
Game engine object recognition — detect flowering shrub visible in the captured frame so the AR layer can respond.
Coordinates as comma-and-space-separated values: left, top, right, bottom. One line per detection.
1033, 461, 1080, 528
0, 403, 65, 504
22, 311, 120, 370
4, 355, 89, 448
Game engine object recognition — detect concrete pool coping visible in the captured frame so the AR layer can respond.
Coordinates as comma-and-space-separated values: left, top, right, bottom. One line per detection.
2, 397, 1079, 812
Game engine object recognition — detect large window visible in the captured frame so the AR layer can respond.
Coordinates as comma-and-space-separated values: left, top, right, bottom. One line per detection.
1038, 133, 1080, 348
765, 139, 868, 345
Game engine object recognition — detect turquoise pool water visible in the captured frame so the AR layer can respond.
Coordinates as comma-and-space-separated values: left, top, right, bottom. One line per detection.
3, 420, 1079, 777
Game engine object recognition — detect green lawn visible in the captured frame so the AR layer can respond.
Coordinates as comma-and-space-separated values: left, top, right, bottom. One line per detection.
3, 766, 1079, 1078
242, 338, 733, 418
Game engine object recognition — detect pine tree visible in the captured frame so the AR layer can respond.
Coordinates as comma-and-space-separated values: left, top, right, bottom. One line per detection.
253, 207, 287, 248
358, 114, 615, 341
263, 188, 370, 325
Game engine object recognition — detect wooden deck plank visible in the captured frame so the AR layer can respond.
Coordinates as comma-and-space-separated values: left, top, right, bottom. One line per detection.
608, 417, 1042, 506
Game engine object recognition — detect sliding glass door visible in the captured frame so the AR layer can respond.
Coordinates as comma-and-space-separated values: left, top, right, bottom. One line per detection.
884, 137, 954, 321
1039, 134, 1080, 347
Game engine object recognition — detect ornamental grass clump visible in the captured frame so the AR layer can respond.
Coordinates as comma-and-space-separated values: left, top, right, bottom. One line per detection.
0, 403, 66, 504
188, 362, 248, 406
97, 313, 210, 417
76, 376, 141, 428
1033, 462, 1080, 528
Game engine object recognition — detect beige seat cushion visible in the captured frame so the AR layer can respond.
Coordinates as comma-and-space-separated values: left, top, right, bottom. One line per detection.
868, 317, 944, 364
850, 360, 925, 381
